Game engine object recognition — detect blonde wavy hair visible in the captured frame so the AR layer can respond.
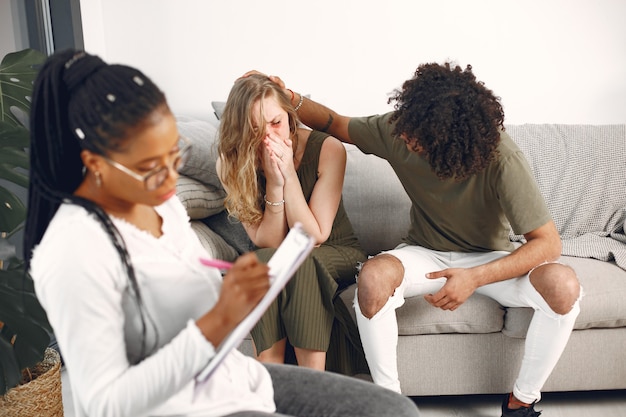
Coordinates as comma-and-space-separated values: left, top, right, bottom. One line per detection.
218, 74, 299, 225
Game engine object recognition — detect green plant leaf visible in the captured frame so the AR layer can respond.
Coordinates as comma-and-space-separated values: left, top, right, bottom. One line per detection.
0, 260, 52, 395
0, 185, 26, 235
0, 122, 30, 194
0, 48, 49, 396
0, 121, 29, 149
0, 335, 23, 394
0, 80, 32, 237
0, 49, 45, 129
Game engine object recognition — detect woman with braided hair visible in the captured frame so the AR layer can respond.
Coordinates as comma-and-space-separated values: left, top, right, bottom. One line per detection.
24, 49, 419, 417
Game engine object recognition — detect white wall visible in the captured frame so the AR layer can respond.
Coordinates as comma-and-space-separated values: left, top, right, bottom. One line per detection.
80, 0, 626, 124
0, 0, 27, 59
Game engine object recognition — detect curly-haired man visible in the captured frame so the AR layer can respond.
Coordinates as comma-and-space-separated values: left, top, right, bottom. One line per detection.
247, 62, 581, 417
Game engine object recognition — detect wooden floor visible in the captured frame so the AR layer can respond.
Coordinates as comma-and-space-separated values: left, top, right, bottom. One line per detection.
62, 369, 625, 416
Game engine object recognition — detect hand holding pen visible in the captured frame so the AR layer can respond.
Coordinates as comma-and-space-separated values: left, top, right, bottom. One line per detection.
200, 257, 234, 271
196, 252, 270, 347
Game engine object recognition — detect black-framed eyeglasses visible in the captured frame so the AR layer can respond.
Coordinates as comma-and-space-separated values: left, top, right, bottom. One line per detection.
101, 136, 191, 191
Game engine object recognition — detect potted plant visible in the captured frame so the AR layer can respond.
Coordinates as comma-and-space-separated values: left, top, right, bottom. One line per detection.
0, 48, 61, 413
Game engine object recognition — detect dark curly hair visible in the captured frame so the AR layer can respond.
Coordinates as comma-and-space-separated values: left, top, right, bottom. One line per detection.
389, 62, 504, 181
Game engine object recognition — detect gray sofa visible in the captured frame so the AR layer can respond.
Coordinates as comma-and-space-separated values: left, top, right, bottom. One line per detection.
175, 115, 626, 396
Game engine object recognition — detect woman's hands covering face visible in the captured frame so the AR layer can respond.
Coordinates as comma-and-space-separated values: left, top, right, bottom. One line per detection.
261, 133, 294, 187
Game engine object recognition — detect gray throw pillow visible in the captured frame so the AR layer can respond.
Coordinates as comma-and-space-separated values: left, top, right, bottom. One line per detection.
211, 101, 226, 120
176, 175, 226, 219
177, 111, 254, 254
202, 210, 255, 255
176, 115, 222, 189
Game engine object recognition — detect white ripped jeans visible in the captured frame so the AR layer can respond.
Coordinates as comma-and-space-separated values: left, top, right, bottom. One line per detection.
354, 244, 581, 403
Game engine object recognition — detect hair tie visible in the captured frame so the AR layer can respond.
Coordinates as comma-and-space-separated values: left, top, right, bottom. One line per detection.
64, 51, 86, 69
63, 51, 107, 92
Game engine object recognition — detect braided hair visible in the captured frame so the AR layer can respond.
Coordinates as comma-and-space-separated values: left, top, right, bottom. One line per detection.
24, 49, 168, 361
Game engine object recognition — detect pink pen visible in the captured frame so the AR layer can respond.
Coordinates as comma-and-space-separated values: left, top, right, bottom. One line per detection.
199, 257, 234, 270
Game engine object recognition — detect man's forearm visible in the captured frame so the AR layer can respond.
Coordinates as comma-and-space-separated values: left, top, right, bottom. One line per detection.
289, 92, 352, 144
473, 236, 561, 287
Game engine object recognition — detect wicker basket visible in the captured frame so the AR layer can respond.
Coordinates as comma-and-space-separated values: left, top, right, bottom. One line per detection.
0, 347, 64, 417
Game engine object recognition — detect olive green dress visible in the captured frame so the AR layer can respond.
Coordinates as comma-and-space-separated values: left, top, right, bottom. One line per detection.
251, 131, 369, 375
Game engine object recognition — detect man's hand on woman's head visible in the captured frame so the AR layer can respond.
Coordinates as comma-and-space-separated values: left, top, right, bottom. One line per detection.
239, 70, 287, 90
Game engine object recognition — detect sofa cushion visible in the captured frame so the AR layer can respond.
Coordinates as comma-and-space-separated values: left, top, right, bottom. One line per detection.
503, 256, 626, 338
211, 101, 226, 120
342, 143, 412, 255
176, 115, 223, 189
397, 293, 505, 335
339, 285, 504, 335
190, 220, 238, 262
202, 210, 255, 255
569, 257, 626, 329
176, 175, 226, 219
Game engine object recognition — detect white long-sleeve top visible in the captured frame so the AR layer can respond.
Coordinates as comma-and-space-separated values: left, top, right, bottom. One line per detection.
31, 197, 275, 417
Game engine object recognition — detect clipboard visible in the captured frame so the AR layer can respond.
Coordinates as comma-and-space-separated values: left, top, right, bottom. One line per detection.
196, 222, 315, 383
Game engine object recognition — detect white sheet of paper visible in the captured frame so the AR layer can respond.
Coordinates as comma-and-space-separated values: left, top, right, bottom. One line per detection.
195, 222, 315, 383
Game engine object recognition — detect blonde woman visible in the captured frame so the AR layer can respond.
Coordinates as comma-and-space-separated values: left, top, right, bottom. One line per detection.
216, 74, 367, 374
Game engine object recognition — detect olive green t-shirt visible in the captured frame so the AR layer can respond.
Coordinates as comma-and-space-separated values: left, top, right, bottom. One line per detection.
348, 112, 551, 253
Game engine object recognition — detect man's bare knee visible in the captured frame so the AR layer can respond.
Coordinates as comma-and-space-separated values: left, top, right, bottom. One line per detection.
530, 263, 580, 315
358, 254, 404, 318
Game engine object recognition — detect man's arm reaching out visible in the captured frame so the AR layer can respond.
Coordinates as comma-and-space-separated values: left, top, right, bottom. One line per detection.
240, 71, 354, 144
